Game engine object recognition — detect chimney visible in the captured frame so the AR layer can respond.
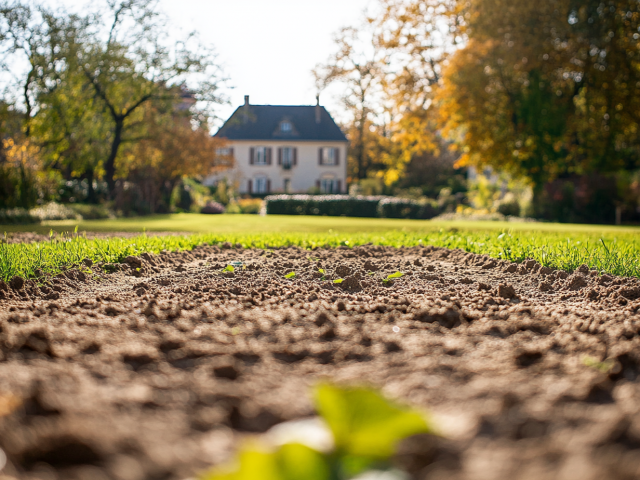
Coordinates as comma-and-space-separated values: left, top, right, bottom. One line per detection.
243, 95, 250, 122
315, 95, 321, 124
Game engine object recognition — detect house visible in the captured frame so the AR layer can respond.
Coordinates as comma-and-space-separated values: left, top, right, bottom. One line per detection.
207, 96, 348, 194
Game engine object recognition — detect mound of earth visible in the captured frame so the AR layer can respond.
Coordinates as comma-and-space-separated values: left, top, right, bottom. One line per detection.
0, 244, 639, 480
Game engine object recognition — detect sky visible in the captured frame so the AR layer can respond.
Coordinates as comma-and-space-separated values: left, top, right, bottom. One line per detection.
46, 0, 374, 126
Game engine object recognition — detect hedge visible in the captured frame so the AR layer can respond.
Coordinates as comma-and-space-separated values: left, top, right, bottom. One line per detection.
377, 197, 440, 219
265, 195, 383, 217
264, 195, 441, 219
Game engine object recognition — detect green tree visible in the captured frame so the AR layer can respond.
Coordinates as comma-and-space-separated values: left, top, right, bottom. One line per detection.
76, 0, 226, 196
439, 0, 640, 192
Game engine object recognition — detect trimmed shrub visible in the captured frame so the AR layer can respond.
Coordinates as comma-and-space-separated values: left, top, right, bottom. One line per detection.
377, 198, 441, 219
378, 198, 422, 219
265, 195, 442, 219
265, 195, 383, 217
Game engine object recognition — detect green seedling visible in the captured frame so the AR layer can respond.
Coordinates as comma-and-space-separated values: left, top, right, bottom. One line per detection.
382, 271, 404, 284
222, 265, 235, 273
284, 271, 296, 279
333, 278, 344, 284
582, 356, 617, 373
317, 268, 327, 280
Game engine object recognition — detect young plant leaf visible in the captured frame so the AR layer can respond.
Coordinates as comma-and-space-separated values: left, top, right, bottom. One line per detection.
318, 268, 325, 274
201, 441, 330, 480
387, 271, 404, 279
333, 278, 344, 284
223, 265, 235, 272
313, 383, 432, 463
285, 271, 296, 279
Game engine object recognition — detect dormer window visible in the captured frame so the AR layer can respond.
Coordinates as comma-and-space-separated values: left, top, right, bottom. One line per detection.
280, 121, 292, 132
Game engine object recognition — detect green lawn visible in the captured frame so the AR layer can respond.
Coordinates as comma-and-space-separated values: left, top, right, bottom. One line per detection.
2, 214, 640, 281
3, 213, 639, 235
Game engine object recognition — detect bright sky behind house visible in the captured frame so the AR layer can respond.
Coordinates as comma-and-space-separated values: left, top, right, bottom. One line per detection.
44, 0, 373, 127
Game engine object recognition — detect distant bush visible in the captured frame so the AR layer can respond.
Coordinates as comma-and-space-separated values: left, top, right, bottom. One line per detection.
377, 197, 440, 219
201, 201, 225, 214
497, 197, 521, 217
237, 198, 263, 214
265, 195, 441, 219
0, 203, 81, 225
265, 195, 384, 217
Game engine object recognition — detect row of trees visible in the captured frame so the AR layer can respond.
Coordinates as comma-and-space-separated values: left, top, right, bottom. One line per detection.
316, 0, 640, 222
0, 0, 228, 213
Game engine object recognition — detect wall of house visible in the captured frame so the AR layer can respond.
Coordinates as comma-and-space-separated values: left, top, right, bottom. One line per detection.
205, 140, 348, 194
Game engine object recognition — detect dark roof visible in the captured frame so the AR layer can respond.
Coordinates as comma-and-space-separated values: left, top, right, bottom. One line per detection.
214, 104, 348, 142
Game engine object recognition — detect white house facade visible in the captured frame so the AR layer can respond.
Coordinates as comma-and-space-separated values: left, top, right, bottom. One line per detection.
206, 96, 348, 194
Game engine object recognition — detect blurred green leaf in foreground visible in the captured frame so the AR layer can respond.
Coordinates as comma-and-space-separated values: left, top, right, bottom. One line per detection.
201, 384, 432, 480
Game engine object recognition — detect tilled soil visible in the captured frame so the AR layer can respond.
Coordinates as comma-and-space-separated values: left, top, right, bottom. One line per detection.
0, 244, 639, 480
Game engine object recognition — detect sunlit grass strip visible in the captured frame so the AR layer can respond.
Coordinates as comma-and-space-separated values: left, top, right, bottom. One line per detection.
1, 229, 640, 281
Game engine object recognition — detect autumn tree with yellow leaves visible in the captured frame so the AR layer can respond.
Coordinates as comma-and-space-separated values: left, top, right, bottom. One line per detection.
319, 0, 640, 222
439, 0, 640, 192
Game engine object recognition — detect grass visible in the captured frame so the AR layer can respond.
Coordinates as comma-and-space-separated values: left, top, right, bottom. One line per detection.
1, 214, 640, 281
3, 213, 640, 235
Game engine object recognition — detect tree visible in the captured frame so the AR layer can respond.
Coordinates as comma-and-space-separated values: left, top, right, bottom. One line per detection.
77, 0, 227, 196
313, 26, 388, 181
119, 97, 229, 212
0, 0, 228, 199
438, 0, 640, 192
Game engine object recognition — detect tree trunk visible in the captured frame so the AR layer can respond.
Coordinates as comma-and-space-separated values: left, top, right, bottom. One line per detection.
357, 108, 367, 180
86, 169, 96, 204
105, 118, 124, 197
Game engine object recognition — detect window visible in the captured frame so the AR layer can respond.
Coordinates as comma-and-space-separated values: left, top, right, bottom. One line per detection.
278, 147, 296, 169
319, 147, 339, 166
282, 147, 292, 168
253, 177, 268, 194
283, 178, 291, 193
281, 121, 292, 132
216, 147, 234, 166
254, 147, 267, 165
320, 178, 340, 193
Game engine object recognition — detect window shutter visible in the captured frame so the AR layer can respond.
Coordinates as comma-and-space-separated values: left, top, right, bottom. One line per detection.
248, 179, 252, 194
316, 180, 321, 190
318, 147, 323, 165
267, 148, 272, 165
335, 148, 340, 166
293, 148, 297, 166
337, 180, 342, 193
250, 147, 255, 165
278, 148, 282, 166
267, 179, 271, 193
